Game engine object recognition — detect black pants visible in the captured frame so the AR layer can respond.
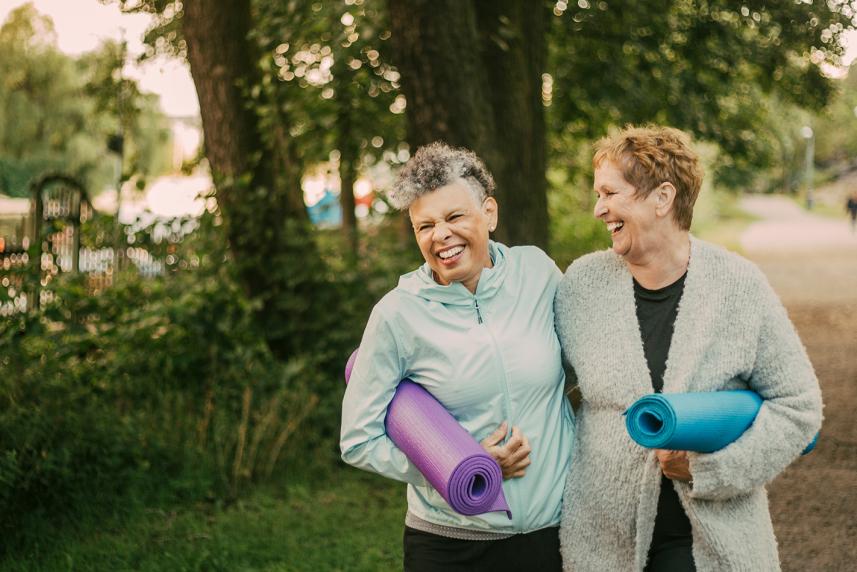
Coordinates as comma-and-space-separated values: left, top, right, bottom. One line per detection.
644, 538, 695, 572
403, 526, 562, 572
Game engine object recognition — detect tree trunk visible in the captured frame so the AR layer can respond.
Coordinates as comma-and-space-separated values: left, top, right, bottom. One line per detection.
338, 146, 359, 259
388, 0, 549, 248
334, 61, 359, 260
476, 1, 548, 249
182, 0, 325, 360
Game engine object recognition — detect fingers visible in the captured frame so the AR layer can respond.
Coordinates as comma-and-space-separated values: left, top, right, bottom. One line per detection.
504, 425, 524, 451
480, 421, 508, 448
505, 435, 531, 467
504, 456, 532, 479
479, 423, 534, 479
655, 449, 692, 482
655, 449, 680, 463
499, 431, 532, 479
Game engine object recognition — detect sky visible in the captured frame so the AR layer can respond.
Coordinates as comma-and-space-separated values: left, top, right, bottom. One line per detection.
0, 0, 199, 117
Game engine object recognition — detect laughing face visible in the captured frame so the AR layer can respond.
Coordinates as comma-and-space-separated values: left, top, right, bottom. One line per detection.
593, 160, 661, 263
409, 179, 498, 293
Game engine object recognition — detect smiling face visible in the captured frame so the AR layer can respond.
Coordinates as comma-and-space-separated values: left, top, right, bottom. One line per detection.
592, 160, 662, 263
409, 179, 498, 293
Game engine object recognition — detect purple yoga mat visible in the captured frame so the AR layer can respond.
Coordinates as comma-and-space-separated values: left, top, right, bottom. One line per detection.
345, 350, 511, 518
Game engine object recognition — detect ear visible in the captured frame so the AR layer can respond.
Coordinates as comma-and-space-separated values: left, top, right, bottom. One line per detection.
654, 182, 677, 218
482, 197, 499, 231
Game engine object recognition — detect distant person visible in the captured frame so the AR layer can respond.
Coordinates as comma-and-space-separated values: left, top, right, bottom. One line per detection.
340, 142, 574, 571
847, 193, 857, 233
554, 125, 822, 571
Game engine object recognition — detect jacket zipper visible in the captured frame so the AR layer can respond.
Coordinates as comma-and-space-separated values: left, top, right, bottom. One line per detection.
476, 295, 521, 530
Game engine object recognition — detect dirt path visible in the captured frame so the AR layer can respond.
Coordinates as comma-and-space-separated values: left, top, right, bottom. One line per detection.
738, 196, 857, 572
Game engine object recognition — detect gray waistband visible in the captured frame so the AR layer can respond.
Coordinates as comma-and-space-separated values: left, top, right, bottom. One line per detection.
405, 512, 515, 541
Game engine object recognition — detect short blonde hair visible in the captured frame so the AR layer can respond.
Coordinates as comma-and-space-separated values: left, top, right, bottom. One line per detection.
593, 125, 703, 230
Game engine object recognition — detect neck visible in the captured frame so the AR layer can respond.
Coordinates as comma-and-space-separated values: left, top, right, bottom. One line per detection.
433, 253, 494, 294
462, 254, 495, 294
462, 274, 480, 294
626, 230, 691, 289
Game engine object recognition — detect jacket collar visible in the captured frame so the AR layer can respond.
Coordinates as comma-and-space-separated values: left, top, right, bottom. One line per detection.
396, 240, 508, 305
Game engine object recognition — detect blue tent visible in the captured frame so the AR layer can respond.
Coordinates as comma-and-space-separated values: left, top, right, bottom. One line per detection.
307, 189, 342, 226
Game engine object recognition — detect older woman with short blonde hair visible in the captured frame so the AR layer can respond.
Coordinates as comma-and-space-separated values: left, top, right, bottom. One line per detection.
555, 125, 822, 571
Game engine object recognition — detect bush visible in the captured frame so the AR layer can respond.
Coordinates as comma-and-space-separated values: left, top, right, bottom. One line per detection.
547, 166, 611, 269
0, 199, 424, 557
0, 271, 305, 552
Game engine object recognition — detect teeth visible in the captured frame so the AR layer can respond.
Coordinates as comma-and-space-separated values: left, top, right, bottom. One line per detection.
438, 246, 464, 259
607, 222, 624, 233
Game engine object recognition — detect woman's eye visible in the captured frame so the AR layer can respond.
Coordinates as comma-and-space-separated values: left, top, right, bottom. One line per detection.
448, 214, 462, 221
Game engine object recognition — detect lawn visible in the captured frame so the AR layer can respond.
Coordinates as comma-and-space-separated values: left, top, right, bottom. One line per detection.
1, 469, 406, 572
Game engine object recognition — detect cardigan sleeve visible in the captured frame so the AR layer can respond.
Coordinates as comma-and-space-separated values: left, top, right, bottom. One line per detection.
340, 304, 426, 486
688, 275, 823, 501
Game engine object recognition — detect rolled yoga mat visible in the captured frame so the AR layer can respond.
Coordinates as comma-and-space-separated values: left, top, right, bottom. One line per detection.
344, 349, 511, 518
624, 390, 818, 455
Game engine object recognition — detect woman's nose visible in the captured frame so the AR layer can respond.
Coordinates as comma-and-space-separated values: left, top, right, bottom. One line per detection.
593, 197, 607, 218
432, 222, 452, 241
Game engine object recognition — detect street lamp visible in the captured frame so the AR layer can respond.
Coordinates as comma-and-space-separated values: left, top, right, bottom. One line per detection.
801, 125, 814, 210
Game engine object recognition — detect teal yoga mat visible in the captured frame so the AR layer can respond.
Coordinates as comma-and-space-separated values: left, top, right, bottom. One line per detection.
624, 390, 818, 454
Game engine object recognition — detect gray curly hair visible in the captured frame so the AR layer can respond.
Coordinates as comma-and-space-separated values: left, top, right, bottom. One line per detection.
389, 141, 496, 210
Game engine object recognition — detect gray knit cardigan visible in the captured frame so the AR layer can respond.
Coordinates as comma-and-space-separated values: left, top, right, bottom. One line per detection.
554, 237, 822, 572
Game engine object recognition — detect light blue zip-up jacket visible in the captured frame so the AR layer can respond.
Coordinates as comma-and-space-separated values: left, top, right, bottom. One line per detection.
340, 241, 574, 534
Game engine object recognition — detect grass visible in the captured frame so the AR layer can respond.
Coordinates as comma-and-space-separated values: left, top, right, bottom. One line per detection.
1, 469, 407, 572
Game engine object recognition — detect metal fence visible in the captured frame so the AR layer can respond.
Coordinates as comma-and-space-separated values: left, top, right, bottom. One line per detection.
0, 174, 165, 315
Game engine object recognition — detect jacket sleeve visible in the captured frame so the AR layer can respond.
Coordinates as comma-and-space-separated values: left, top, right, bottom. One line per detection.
340, 304, 426, 486
688, 275, 823, 501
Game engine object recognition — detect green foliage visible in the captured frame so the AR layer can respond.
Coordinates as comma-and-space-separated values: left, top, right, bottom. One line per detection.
78, 39, 174, 183
0, 4, 171, 198
814, 65, 857, 167
548, 0, 855, 189
546, 142, 611, 270
0, 222, 283, 552
253, 0, 404, 165
0, 197, 419, 557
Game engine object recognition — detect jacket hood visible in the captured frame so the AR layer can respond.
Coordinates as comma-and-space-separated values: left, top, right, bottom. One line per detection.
396, 240, 509, 305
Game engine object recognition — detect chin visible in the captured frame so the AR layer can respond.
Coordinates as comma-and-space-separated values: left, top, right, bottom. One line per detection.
611, 241, 630, 257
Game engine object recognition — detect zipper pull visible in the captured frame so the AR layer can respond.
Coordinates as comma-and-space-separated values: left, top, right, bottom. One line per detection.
475, 298, 483, 324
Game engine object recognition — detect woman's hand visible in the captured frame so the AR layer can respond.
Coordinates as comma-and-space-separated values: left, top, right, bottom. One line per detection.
655, 449, 692, 482
480, 422, 532, 479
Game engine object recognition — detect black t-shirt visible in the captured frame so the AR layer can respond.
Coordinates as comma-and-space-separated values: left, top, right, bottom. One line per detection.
633, 273, 693, 552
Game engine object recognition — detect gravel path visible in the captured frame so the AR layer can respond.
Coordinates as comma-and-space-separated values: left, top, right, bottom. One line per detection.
738, 195, 857, 572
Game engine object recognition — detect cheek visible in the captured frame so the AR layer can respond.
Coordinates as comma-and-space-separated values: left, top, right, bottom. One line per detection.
415, 236, 432, 260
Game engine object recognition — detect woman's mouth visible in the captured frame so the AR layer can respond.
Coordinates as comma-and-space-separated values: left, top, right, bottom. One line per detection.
607, 221, 624, 235
437, 245, 465, 265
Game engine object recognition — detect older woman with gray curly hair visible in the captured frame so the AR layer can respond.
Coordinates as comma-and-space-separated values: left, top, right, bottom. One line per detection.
340, 142, 574, 571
